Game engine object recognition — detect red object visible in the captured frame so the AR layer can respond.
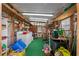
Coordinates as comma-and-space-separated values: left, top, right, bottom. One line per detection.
22, 32, 28, 35
2, 36, 7, 40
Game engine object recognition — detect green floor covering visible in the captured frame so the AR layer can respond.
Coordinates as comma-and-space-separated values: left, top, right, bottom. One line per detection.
25, 37, 45, 56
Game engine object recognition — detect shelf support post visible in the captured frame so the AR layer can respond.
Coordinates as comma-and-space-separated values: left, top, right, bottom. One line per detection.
77, 3, 79, 56
10, 16, 15, 44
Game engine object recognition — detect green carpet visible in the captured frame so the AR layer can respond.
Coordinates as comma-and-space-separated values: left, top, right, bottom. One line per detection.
25, 37, 45, 56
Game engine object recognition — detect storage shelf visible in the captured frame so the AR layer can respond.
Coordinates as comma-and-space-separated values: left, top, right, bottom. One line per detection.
51, 38, 67, 41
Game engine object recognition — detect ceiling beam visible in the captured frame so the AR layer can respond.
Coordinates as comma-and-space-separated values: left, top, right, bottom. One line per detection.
2, 3, 32, 26
2, 4, 25, 21
52, 5, 76, 22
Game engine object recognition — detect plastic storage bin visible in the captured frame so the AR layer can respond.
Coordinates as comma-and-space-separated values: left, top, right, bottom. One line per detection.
11, 39, 26, 52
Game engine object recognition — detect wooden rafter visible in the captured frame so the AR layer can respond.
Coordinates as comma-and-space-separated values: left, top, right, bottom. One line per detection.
52, 5, 76, 22
2, 3, 32, 26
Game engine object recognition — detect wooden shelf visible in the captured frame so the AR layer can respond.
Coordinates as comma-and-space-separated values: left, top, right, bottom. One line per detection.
51, 38, 67, 41
1, 3, 32, 56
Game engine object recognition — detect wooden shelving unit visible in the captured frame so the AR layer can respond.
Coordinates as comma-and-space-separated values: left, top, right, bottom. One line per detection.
1, 16, 9, 55
0, 3, 32, 56
49, 4, 77, 55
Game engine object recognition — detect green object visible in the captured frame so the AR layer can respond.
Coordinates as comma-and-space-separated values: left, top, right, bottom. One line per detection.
2, 44, 6, 48
57, 28, 64, 36
25, 38, 45, 56
52, 28, 64, 38
52, 29, 59, 38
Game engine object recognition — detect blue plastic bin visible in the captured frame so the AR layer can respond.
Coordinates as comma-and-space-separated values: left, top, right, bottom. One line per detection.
11, 39, 26, 52
17, 39, 26, 49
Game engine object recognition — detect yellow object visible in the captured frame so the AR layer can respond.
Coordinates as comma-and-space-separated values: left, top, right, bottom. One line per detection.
8, 49, 25, 56
55, 47, 70, 56
17, 52, 24, 56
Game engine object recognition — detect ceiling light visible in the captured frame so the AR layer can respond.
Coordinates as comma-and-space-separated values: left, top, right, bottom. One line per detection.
22, 13, 53, 17
29, 18, 48, 22
30, 17, 48, 20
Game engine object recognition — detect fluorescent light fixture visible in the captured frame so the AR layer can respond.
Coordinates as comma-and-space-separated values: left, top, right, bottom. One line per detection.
30, 17, 48, 20
31, 22, 45, 26
29, 18, 48, 22
22, 13, 53, 16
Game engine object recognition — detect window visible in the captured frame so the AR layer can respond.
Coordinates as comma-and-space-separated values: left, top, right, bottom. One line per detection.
60, 18, 71, 37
